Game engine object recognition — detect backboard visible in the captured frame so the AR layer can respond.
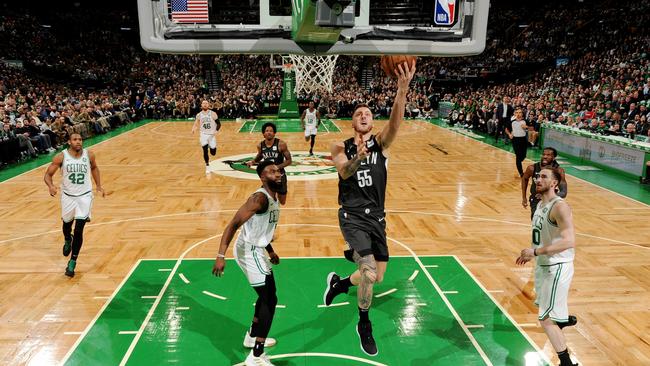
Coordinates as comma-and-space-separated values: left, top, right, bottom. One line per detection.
138, 0, 489, 56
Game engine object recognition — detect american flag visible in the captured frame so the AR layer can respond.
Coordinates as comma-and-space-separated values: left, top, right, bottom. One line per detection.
170, 0, 209, 23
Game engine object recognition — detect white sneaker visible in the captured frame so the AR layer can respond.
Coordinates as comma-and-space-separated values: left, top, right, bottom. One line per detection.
244, 350, 275, 366
205, 166, 210, 174
243, 331, 277, 348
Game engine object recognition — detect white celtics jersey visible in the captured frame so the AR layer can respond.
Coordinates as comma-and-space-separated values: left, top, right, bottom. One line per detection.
532, 196, 574, 265
237, 188, 280, 248
305, 108, 318, 126
198, 110, 217, 134
61, 149, 92, 196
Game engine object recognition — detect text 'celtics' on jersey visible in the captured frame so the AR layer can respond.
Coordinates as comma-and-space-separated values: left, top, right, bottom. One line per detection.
61, 149, 92, 197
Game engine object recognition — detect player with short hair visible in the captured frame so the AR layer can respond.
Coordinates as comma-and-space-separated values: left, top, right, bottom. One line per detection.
301, 101, 321, 156
192, 100, 221, 174
212, 160, 283, 366
322, 59, 416, 356
44, 133, 105, 277
517, 167, 578, 366
246, 122, 292, 205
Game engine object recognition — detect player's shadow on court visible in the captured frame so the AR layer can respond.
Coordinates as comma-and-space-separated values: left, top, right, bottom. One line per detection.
177, 294, 248, 363
372, 294, 480, 365
271, 295, 357, 356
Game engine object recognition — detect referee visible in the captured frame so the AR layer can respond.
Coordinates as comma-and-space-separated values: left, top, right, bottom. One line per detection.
507, 108, 529, 177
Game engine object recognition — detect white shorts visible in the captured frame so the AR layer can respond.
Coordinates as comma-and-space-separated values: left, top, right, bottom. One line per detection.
200, 133, 217, 149
61, 192, 93, 223
535, 262, 574, 322
234, 239, 272, 287
304, 125, 318, 137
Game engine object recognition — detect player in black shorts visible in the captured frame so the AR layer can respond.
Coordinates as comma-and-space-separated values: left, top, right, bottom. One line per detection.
322, 60, 416, 356
247, 122, 292, 205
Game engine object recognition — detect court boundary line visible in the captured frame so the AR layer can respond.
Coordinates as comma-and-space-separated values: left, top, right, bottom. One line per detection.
117, 234, 222, 366
59, 259, 143, 366
387, 236, 493, 365
452, 255, 552, 365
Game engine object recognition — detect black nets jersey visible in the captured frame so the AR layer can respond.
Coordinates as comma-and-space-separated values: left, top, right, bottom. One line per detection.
260, 138, 285, 171
338, 135, 387, 211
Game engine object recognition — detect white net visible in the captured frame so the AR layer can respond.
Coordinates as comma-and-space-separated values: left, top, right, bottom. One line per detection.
286, 54, 339, 94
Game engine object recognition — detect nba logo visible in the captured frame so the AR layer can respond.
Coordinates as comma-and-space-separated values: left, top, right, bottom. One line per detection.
434, 0, 457, 26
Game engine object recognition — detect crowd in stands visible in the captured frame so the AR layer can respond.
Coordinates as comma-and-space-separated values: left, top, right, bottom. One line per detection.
444, 0, 650, 146
1, 0, 649, 177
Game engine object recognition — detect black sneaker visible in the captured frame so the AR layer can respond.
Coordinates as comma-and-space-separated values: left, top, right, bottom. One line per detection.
323, 272, 342, 306
356, 321, 378, 356
557, 315, 578, 329
65, 259, 76, 277
63, 235, 73, 257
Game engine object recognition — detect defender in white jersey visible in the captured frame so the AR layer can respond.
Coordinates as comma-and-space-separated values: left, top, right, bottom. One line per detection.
517, 167, 578, 366
192, 100, 221, 174
300, 101, 321, 155
212, 161, 283, 366
44, 133, 105, 277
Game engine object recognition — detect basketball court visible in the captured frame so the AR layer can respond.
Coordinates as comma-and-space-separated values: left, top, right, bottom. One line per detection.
2, 119, 650, 365
1, 0, 650, 365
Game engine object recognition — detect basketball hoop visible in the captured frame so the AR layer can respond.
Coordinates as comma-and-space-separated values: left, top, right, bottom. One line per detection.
287, 54, 339, 94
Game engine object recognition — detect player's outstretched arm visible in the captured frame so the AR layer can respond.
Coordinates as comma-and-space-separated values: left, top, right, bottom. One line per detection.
377, 60, 416, 149
89, 151, 105, 197
212, 192, 267, 277
44, 153, 63, 197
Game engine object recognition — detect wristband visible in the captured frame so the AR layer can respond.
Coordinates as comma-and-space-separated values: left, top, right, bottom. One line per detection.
217, 253, 225, 258
533, 248, 538, 256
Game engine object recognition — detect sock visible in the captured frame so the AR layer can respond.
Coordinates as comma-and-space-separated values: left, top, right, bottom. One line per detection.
557, 349, 573, 366
62, 221, 73, 241
253, 340, 264, 357
339, 277, 352, 292
359, 307, 370, 323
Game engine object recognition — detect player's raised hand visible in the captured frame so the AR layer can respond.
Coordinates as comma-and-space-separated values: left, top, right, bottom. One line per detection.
212, 257, 226, 277
396, 59, 416, 90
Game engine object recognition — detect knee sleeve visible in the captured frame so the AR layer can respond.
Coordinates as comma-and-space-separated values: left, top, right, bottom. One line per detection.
209, 147, 217, 156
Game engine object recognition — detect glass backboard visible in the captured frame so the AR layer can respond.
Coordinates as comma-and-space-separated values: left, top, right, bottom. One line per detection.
138, 0, 488, 56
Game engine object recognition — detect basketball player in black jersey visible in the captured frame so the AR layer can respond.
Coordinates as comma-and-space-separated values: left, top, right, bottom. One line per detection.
322, 60, 416, 356
246, 122, 292, 205
521, 147, 568, 219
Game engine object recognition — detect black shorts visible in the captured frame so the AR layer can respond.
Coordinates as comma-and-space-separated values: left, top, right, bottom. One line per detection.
278, 173, 288, 195
338, 208, 388, 261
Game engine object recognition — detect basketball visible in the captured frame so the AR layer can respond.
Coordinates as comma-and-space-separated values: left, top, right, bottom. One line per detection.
381, 55, 417, 79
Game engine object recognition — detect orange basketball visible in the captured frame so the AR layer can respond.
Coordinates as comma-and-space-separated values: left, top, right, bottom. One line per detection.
381, 55, 417, 79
